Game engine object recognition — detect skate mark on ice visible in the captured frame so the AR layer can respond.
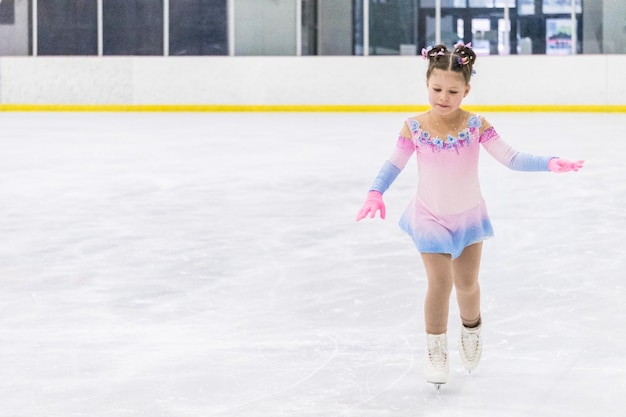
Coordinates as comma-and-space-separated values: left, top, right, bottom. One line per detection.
208, 332, 339, 416
334, 335, 416, 417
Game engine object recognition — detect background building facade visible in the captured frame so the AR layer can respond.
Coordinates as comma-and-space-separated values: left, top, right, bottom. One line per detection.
0, 0, 624, 57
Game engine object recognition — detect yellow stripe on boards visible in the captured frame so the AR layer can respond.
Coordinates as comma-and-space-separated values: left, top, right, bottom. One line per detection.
0, 104, 426, 112
1, 104, 626, 113
463, 104, 626, 113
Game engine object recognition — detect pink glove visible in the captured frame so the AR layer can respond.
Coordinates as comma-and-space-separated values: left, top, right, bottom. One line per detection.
548, 158, 585, 173
356, 191, 386, 221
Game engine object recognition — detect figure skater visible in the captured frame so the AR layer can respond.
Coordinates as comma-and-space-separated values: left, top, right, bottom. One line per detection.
355, 43, 584, 389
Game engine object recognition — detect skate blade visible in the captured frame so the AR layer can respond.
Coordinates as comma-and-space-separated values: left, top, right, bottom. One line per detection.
428, 381, 446, 392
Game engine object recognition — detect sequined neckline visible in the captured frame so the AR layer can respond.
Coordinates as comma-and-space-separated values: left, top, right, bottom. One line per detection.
408, 115, 482, 153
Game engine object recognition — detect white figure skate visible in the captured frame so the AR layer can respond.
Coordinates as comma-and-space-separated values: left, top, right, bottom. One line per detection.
459, 322, 482, 373
425, 333, 449, 391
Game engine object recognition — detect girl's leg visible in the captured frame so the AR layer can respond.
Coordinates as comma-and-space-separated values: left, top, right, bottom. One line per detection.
421, 252, 454, 386
421, 252, 453, 334
452, 242, 484, 372
451, 242, 483, 327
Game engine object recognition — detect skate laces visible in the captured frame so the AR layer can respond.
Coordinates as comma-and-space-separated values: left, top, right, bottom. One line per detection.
461, 327, 481, 359
427, 337, 448, 369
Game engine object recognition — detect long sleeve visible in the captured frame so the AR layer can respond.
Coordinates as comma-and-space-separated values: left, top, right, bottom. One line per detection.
479, 127, 553, 171
369, 135, 415, 193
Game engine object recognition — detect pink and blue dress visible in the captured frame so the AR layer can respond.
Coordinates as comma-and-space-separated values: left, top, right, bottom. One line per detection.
369, 114, 553, 259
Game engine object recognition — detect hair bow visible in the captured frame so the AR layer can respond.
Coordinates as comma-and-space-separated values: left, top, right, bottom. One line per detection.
421, 46, 446, 60
454, 41, 472, 49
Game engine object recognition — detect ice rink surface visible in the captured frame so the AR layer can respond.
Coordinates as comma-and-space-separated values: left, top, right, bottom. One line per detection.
0, 111, 624, 416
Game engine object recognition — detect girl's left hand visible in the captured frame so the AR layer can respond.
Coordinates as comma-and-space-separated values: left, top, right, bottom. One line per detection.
548, 158, 585, 173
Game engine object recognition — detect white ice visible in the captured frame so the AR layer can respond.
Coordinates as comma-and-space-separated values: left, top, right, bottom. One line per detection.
0, 111, 624, 416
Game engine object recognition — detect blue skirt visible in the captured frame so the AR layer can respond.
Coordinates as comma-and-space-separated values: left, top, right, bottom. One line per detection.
399, 198, 494, 259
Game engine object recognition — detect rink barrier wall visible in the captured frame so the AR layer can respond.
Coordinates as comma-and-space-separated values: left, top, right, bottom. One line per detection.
0, 55, 625, 112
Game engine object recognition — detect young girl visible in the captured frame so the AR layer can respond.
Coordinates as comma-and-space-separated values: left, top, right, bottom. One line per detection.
355, 43, 584, 389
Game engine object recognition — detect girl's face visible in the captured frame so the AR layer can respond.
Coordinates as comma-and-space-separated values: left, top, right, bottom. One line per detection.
427, 69, 470, 117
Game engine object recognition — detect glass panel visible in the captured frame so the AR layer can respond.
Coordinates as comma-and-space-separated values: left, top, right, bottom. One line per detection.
318, 0, 352, 55
517, 15, 543, 54
0, 0, 15, 24
103, 0, 164, 55
469, 0, 494, 7
543, 0, 581, 14
354, 0, 364, 55
518, 0, 535, 15
425, 14, 458, 47
494, 0, 516, 7
497, 17, 510, 54
37, 0, 98, 55
169, 0, 227, 55
301, 0, 317, 55
471, 18, 492, 54
234, 0, 296, 55
469, 0, 515, 7
0, 0, 29, 55
369, 0, 417, 55
421, 0, 466, 8
457, 18, 464, 40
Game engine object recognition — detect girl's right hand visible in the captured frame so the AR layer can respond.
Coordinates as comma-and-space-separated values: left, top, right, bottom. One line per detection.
356, 191, 386, 221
